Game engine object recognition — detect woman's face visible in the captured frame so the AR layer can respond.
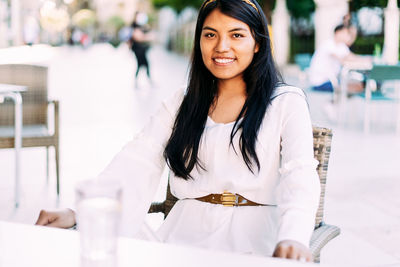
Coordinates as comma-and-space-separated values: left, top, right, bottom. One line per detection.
200, 9, 259, 82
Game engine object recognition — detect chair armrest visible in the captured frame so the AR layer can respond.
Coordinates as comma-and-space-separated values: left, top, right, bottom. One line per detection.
47, 100, 59, 112
148, 202, 165, 214
47, 100, 59, 136
310, 223, 341, 261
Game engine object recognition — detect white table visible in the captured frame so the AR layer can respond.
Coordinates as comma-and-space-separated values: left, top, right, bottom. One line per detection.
0, 221, 341, 267
338, 61, 373, 126
0, 84, 26, 207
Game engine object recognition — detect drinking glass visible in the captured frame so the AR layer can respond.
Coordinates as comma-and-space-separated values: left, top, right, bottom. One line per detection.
75, 179, 122, 267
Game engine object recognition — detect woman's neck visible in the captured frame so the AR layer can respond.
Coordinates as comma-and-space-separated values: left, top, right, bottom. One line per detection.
217, 76, 247, 98
208, 76, 247, 123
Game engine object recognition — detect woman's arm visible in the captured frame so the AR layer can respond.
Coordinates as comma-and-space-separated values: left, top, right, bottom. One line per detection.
35, 90, 184, 236
273, 91, 321, 261
132, 28, 154, 43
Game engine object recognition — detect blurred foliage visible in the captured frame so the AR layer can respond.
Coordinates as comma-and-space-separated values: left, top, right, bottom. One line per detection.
259, 0, 315, 20
152, 0, 203, 13
150, 0, 271, 17
72, 9, 96, 29
103, 12, 156, 48
290, 32, 314, 62
152, 0, 400, 17
106, 15, 126, 48
106, 15, 125, 30
151, 0, 314, 19
351, 35, 384, 54
350, 0, 400, 11
286, 0, 315, 18
40, 8, 70, 33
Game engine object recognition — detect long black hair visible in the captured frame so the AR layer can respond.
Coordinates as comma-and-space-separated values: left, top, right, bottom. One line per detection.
164, 0, 282, 180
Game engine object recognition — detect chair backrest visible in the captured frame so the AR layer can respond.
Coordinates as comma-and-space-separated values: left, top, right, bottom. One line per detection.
0, 64, 48, 126
312, 126, 332, 228
160, 126, 333, 228
369, 64, 400, 81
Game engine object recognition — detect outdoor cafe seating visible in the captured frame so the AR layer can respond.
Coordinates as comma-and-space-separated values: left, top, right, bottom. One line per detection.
336, 61, 400, 133
0, 64, 60, 199
354, 64, 400, 134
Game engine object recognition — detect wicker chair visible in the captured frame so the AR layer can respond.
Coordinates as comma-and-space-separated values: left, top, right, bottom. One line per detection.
0, 64, 60, 196
148, 126, 340, 263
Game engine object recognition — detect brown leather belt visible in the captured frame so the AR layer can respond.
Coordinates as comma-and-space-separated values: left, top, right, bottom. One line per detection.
195, 191, 266, 207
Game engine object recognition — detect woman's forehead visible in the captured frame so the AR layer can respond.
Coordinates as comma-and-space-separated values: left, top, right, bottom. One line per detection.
203, 9, 250, 31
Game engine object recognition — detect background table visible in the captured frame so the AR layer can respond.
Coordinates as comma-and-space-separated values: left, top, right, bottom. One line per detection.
338, 61, 373, 125
0, 84, 26, 207
0, 221, 344, 267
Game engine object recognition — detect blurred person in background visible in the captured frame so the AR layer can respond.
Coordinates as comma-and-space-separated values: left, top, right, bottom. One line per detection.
130, 12, 154, 88
308, 24, 371, 121
342, 13, 352, 27
308, 24, 369, 94
342, 13, 358, 51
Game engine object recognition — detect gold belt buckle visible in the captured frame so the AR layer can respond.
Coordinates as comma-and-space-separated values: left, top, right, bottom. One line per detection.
221, 191, 236, 207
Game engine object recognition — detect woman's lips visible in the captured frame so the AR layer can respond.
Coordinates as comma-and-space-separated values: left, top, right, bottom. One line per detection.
213, 57, 235, 66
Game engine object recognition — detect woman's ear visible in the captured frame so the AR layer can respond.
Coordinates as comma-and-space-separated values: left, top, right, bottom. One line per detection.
254, 43, 259, 53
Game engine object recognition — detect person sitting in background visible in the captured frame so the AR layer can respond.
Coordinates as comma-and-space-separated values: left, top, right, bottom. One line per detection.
308, 24, 370, 94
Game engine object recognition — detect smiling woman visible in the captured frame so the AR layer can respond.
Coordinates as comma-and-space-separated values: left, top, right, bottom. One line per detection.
199, 10, 260, 126
36, 0, 320, 263
200, 10, 259, 82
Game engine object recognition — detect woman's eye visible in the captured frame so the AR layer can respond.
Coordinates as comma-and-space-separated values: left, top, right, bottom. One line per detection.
204, 33, 215, 38
233, 33, 243, 38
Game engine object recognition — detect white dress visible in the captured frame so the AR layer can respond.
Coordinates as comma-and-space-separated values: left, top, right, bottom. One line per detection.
96, 85, 320, 257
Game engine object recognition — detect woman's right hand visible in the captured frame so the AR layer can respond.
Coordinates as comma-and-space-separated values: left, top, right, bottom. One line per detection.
35, 208, 76, 229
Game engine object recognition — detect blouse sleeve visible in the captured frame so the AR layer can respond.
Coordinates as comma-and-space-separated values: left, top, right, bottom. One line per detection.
95, 89, 183, 238
275, 91, 321, 248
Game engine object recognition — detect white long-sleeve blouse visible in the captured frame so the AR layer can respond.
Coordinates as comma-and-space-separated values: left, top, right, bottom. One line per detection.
96, 85, 320, 257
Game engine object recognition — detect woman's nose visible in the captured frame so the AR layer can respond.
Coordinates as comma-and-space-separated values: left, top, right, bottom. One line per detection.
215, 36, 230, 52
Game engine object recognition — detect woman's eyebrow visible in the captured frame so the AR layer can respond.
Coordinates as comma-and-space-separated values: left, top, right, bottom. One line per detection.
202, 26, 217, 31
229, 27, 248, 32
202, 26, 249, 32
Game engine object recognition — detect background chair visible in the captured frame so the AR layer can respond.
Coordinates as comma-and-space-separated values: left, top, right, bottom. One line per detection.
0, 64, 60, 196
354, 64, 400, 134
294, 53, 312, 73
293, 53, 341, 124
148, 126, 339, 263
294, 53, 312, 90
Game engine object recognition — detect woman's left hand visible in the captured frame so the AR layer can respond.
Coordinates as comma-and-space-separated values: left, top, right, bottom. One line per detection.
273, 240, 313, 262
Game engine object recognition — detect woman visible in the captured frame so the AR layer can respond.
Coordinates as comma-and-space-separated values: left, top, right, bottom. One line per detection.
36, 0, 320, 262
130, 12, 153, 87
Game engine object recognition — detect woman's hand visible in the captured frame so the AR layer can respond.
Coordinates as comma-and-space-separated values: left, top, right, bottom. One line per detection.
35, 208, 76, 229
273, 240, 313, 262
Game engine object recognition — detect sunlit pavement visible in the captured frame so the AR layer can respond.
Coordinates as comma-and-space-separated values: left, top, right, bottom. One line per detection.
0, 43, 399, 266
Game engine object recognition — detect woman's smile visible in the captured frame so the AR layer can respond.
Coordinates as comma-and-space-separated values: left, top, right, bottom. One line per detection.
213, 57, 236, 66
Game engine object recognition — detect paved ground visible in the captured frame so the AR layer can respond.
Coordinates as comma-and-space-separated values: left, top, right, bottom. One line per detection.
0, 44, 399, 266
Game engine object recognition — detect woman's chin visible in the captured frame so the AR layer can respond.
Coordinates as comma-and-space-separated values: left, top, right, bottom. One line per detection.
210, 72, 242, 81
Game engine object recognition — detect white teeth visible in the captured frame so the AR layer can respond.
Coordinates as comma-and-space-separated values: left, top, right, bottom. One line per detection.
214, 58, 234, 64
